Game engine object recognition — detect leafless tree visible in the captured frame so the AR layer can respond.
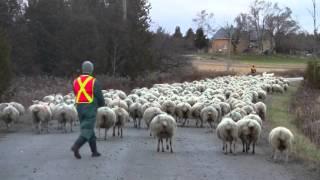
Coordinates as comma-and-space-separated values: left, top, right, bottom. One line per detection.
265, 4, 299, 53
248, 0, 272, 52
193, 10, 215, 36
308, 0, 319, 55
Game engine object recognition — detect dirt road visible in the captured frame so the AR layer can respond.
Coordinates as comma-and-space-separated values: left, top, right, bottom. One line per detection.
0, 123, 317, 180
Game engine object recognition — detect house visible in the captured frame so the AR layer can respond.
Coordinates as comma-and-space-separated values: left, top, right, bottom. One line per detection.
209, 28, 231, 54
209, 28, 272, 54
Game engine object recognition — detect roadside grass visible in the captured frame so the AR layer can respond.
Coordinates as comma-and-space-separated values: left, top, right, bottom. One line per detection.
267, 82, 320, 162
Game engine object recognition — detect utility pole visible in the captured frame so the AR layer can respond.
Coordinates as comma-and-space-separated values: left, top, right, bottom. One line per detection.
122, 0, 127, 21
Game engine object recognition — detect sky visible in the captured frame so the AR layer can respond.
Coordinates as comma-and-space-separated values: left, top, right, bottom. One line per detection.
148, 0, 316, 36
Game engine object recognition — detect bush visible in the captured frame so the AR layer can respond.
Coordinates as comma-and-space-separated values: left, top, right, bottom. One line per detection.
0, 29, 12, 98
305, 60, 320, 88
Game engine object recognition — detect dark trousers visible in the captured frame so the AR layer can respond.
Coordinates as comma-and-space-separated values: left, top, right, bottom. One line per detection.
73, 135, 98, 153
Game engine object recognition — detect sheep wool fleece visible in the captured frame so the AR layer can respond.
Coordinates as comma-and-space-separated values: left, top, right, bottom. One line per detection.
74, 76, 105, 140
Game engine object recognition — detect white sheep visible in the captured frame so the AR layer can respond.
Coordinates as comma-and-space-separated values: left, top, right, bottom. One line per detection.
216, 118, 238, 154
143, 107, 164, 130
53, 103, 78, 133
150, 114, 177, 153
110, 99, 128, 111
129, 102, 143, 128
161, 100, 176, 116
96, 107, 116, 140
112, 106, 129, 138
9, 102, 25, 116
176, 102, 192, 125
0, 105, 20, 129
237, 118, 262, 154
29, 103, 52, 134
254, 102, 267, 121
272, 84, 284, 93
269, 127, 294, 162
200, 106, 219, 128
191, 102, 205, 127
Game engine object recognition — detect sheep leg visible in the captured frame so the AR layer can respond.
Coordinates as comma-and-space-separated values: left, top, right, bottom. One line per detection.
70, 122, 73, 132
120, 127, 123, 138
224, 142, 228, 154
170, 138, 173, 153
105, 128, 107, 141
182, 118, 187, 127
229, 141, 233, 153
157, 138, 160, 152
98, 127, 101, 139
273, 150, 278, 161
200, 120, 203, 128
166, 138, 169, 150
118, 126, 120, 136
161, 138, 164, 152
242, 141, 245, 152
252, 142, 255, 154
112, 126, 116, 136
138, 118, 141, 129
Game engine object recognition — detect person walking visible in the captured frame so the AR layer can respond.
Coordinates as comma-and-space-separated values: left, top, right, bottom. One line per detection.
71, 61, 105, 159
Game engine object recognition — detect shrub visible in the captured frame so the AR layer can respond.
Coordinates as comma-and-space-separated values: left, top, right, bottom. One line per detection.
305, 60, 320, 88
0, 29, 11, 99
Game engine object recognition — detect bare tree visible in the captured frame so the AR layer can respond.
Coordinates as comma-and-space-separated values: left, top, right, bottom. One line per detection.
193, 10, 215, 37
265, 4, 299, 53
248, 0, 272, 52
308, 0, 318, 38
308, 0, 319, 55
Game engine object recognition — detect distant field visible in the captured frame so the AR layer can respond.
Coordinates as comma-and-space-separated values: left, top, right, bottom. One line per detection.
197, 53, 312, 66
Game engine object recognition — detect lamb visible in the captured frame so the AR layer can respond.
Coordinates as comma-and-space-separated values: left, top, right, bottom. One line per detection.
143, 107, 164, 129
200, 106, 219, 128
0, 105, 20, 129
254, 102, 267, 121
129, 103, 143, 128
150, 114, 177, 153
269, 126, 294, 162
96, 107, 116, 140
112, 106, 129, 138
237, 118, 262, 154
216, 118, 238, 154
29, 103, 52, 134
53, 103, 78, 133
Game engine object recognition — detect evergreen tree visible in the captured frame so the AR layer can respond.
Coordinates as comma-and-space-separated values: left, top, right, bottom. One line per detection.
185, 28, 195, 40
194, 28, 208, 50
0, 29, 11, 96
173, 26, 183, 39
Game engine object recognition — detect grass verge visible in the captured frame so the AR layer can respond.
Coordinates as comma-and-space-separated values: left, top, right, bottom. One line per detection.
267, 82, 320, 162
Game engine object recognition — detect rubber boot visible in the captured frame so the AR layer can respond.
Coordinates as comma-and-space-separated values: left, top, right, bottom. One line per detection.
71, 137, 86, 159
89, 139, 101, 157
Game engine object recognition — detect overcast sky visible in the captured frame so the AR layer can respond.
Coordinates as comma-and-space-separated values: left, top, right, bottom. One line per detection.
149, 0, 315, 36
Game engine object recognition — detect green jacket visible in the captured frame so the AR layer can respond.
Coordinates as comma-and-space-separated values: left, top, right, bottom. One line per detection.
75, 76, 105, 140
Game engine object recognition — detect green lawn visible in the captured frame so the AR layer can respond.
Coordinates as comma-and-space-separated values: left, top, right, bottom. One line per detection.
267, 83, 320, 162
196, 53, 312, 66
233, 54, 310, 65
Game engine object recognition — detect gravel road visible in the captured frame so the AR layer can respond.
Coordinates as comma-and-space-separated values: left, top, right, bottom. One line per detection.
0, 122, 318, 180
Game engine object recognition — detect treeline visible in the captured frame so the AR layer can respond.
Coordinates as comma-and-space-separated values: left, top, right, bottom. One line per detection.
0, 0, 169, 78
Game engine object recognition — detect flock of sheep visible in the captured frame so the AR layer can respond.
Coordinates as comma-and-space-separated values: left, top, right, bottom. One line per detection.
0, 73, 294, 162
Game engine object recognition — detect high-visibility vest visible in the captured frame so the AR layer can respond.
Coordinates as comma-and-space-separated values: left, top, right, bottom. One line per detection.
73, 75, 96, 104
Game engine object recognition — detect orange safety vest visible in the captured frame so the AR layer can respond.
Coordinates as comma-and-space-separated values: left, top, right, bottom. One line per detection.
73, 75, 95, 104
